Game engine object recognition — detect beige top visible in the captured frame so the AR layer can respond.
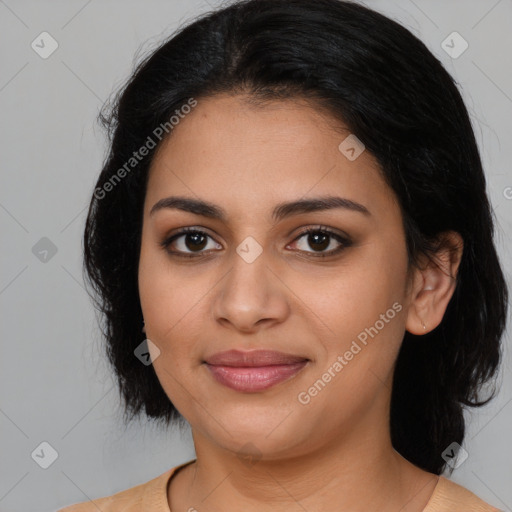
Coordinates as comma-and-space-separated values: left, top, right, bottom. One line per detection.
57, 459, 502, 511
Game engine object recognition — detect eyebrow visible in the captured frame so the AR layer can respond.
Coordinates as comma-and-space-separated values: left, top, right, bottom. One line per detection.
149, 195, 371, 222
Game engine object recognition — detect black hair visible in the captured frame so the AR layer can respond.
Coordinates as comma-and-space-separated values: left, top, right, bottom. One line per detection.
83, 0, 508, 475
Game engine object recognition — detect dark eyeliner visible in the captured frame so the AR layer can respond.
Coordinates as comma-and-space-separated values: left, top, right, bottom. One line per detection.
160, 225, 352, 259
290, 225, 352, 258
160, 227, 215, 259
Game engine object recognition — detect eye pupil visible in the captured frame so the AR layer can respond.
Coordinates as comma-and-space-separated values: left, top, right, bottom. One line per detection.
186, 232, 207, 251
309, 232, 329, 251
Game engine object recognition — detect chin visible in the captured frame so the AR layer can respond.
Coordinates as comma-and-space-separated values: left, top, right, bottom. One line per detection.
195, 411, 310, 457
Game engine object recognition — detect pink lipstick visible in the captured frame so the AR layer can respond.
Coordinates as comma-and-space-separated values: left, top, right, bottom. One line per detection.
204, 349, 308, 392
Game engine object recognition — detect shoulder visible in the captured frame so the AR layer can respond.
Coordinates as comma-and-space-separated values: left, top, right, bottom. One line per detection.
56, 466, 176, 512
424, 476, 503, 512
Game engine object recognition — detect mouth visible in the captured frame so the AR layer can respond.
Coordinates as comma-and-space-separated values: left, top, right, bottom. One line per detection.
203, 349, 309, 392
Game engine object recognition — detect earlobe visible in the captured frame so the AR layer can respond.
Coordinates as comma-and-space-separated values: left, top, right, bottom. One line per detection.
405, 231, 463, 336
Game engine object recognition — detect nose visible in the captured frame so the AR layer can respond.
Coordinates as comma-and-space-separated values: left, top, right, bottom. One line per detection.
212, 247, 290, 333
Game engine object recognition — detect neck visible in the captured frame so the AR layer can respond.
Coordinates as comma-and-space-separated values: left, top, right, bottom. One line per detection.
170, 422, 438, 512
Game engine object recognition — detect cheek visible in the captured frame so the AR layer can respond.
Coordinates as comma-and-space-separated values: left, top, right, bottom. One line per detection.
299, 240, 408, 376
138, 238, 194, 344
302, 245, 406, 333
138, 243, 221, 371
139, 266, 204, 344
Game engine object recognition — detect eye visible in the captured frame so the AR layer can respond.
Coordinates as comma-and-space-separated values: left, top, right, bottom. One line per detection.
161, 227, 222, 258
161, 225, 351, 259
288, 226, 351, 257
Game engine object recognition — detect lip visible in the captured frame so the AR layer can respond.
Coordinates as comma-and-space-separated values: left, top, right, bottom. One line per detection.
204, 350, 309, 392
204, 349, 308, 367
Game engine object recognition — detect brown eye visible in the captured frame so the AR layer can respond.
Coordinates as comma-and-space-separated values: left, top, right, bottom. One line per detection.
289, 227, 352, 257
161, 228, 222, 257
183, 232, 208, 251
304, 232, 330, 251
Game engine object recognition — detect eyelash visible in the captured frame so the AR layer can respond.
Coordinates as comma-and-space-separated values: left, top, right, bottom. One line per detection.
160, 226, 352, 260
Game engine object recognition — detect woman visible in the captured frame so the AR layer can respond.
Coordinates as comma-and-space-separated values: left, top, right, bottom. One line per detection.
59, 0, 508, 510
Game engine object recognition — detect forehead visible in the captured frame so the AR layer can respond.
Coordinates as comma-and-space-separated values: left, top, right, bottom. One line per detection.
146, 94, 399, 222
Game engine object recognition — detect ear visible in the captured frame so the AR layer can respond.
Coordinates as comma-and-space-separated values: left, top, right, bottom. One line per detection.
405, 231, 464, 335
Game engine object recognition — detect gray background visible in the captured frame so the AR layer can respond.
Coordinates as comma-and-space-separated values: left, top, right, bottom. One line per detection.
1, 1, 511, 511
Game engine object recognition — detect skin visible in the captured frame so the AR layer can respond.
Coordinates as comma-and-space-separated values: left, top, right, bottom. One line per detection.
138, 94, 463, 512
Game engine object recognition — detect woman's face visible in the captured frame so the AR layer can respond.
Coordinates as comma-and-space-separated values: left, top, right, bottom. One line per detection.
138, 94, 417, 459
